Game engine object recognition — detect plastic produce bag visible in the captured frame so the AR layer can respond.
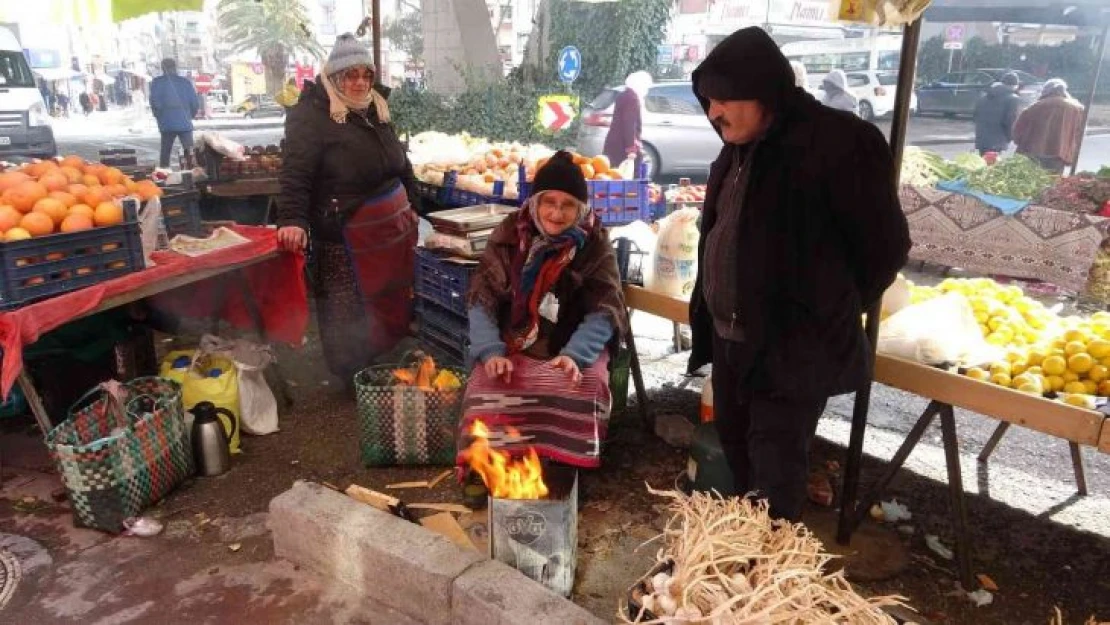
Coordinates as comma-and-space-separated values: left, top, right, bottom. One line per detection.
649, 208, 700, 299
137, 196, 164, 267
198, 335, 279, 436
160, 349, 242, 453
881, 274, 912, 319
878, 293, 999, 365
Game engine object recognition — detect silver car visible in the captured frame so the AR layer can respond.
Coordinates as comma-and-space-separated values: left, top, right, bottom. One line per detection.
576, 81, 721, 178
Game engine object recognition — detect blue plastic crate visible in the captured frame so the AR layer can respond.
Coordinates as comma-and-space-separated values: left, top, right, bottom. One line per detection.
415, 297, 470, 366
414, 248, 476, 317
0, 200, 145, 310
517, 164, 651, 226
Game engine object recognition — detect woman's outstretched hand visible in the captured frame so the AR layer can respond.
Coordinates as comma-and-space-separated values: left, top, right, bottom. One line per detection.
549, 355, 581, 384
484, 356, 513, 384
277, 226, 307, 252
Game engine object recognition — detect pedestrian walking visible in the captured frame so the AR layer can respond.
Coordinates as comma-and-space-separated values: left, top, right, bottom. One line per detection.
973, 72, 1021, 156
820, 69, 859, 115
149, 58, 200, 168
1013, 78, 1086, 174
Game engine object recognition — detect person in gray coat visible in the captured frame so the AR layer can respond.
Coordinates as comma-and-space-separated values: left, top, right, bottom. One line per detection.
820, 70, 858, 115
973, 72, 1021, 155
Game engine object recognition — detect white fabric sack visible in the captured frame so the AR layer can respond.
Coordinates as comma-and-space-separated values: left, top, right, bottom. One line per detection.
881, 274, 912, 318
199, 335, 279, 435
650, 208, 700, 299
878, 293, 999, 366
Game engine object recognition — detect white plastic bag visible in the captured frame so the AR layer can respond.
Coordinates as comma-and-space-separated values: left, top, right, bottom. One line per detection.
136, 196, 164, 267
199, 335, 279, 435
609, 220, 658, 287
881, 273, 912, 318
618, 156, 637, 180
650, 208, 700, 299
878, 293, 999, 365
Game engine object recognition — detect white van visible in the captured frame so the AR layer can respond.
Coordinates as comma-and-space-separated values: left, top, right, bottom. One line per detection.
0, 26, 56, 160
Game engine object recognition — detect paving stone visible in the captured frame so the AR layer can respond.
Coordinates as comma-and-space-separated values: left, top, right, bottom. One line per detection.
452, 560, 606, 625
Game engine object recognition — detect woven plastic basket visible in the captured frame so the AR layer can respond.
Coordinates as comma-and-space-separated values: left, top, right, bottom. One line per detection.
355, 363, 468, 467
46, 377, 195, 532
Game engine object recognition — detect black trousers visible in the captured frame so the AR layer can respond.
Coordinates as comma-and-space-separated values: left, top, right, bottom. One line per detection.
159, 131, 195, 168
711, 334, 828, 521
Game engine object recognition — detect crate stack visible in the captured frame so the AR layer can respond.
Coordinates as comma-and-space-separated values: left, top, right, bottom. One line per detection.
414, 248, 474, 366
517, 163, 652, 227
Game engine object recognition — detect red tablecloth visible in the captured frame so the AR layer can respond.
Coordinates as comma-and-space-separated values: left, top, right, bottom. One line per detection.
0, 226, 307, 399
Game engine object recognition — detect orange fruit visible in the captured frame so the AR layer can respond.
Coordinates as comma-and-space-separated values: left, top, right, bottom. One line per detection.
68, 203, 95, 219
82, 163, 105, 176
579, 163, 596, 180
81, 174, 102, 187
59, 166, 83, 183
32, 198, 68, 225
60, 155, 85, 169
124, 178, 139, 194
23, 160, 58, 178
20, 211, 55, 236
106, 184, 128, 198
136, 180, 163, 200
4, 227, 32, 242
93, 202, 124, 227
82, 187, 109, 207
67, 183, 89, 198
60, 213, 94, 233
49, 191, 78, 208
591, 155, 611, 173
6, 181, 48, 213
38, 172, 68, 192
98, 167, 124, 186
572, 154, 588, 165
0, 205, 21, 231
0, 171, 31, 192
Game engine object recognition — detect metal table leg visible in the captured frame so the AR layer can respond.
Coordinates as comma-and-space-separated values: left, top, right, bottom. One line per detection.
1069, 442, 1089, 496
939, 404, 975, 590
977, 421, 1010, 462
17, 370, 53, 436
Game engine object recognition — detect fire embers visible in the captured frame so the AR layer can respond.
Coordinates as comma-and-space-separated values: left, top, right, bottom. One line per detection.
462, 419, 549, 500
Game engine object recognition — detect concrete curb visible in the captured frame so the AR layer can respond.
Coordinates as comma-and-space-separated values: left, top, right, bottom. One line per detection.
268, 481, 605, 625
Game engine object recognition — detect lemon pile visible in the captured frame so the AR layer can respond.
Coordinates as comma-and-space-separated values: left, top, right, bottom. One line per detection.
906, 277, 1110, 408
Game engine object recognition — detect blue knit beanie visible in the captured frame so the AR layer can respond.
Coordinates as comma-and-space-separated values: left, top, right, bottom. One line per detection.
326, 33, 374, 76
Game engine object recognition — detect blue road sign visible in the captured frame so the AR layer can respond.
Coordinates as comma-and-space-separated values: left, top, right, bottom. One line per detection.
557, 46, 582, 84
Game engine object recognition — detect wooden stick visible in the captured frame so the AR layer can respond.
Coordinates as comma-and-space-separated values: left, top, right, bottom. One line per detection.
345, 484, 400, 512
428, 469, 454, 489
386, 481, 430, 490
407, 503, 472, 514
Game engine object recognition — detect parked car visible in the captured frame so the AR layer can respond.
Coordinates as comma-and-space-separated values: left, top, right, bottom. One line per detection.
242, 95, 284, 119
816, 71, 918, 121
915, 69, 1043, 117
577, 81, 721, 178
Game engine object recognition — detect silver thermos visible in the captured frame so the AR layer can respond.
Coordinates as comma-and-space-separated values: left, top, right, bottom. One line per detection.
190, 401, 237, 476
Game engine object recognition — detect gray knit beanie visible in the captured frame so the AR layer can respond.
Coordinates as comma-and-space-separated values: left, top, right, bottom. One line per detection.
325, 33, 374, 76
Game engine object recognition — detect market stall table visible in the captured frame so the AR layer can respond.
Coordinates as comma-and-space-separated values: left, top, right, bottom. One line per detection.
0, 226, 308, 435
621, 284, 1110, 589
200, 178, 282, 225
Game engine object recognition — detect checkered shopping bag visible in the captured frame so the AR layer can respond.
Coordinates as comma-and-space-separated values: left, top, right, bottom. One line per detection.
46, 377, 195, 532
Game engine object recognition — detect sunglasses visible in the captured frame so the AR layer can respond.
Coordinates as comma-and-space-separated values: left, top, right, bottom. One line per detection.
342, 70, 374, 82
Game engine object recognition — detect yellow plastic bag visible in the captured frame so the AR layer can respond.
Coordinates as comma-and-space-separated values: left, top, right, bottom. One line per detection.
160, 350, 242, 454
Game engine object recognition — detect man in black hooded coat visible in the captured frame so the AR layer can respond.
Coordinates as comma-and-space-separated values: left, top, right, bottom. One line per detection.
688, 27, 911, 521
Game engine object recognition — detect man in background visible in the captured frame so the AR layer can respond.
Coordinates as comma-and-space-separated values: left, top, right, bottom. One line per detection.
149, 58, 200, 169
1013, 78, 1086, 174
973, 72, 1021, 157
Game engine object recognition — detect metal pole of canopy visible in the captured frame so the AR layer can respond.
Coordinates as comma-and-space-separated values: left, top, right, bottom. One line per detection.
373, 0, 383, 77
837, 16, 924, 546
1069, 20, 1109, 176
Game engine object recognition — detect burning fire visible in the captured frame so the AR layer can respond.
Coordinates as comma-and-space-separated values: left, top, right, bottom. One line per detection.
464, 420, 549, 500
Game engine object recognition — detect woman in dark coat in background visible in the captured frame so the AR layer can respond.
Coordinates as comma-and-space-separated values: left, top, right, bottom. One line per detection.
277, 33, 421, 391
603, 71, 652, 173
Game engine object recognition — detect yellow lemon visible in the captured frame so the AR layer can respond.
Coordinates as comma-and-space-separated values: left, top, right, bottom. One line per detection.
974, 311, 989, 324
1068, 353, 1094, 374
1004, 350, 1025, 363
1088, 365, 1109, 383
1063, 394, 1097, 410
988, 317, 1006, 332
1064, 371, 1081, 383
1065, 341, 1087, 356
1065, 329, 1088, 343
1084, 380, 1099, 395
1026, 366, 1043, 376
1042, 356, 1067, 376
1064, 381, 1088, 395
1026, 350, 1047, 366
990, 373, 1012, 387
1087, 339, 1110, 359
1016, 383, 1042, 395
1099, 380, 1110, 396
965, 367, 990, 382
1046, 375, 1065, 392
1011, 362, 1028, 376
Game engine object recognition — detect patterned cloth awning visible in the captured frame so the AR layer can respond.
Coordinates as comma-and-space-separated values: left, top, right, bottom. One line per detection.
900, 184, 1110, 293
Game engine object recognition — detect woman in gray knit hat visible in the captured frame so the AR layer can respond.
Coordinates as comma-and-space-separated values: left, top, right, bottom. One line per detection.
277, 33, 422, 392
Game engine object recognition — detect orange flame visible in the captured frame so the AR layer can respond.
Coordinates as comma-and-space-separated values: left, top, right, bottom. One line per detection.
464, 419, 549, 500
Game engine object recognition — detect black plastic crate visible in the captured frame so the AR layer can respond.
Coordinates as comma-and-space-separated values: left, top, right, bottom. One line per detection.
415, 297, 469, 366
99, 148, 138, 167
160, 189, 202, 238
0, 200, 144, 310
415, 248, 475, 317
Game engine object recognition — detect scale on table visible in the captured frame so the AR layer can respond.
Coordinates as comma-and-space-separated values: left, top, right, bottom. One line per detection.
426, 204, 518, 257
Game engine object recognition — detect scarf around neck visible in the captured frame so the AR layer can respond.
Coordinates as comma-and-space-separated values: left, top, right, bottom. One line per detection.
506, 195, 596, 352
319, 71, 391, 124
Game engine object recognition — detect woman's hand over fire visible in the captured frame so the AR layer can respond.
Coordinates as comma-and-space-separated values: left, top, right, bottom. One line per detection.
484, 356, 513, 383
549, 355, 581, 384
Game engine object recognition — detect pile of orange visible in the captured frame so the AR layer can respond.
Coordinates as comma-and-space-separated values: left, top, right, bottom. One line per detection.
0, 156, 163, 242
531, 153, 627, 183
